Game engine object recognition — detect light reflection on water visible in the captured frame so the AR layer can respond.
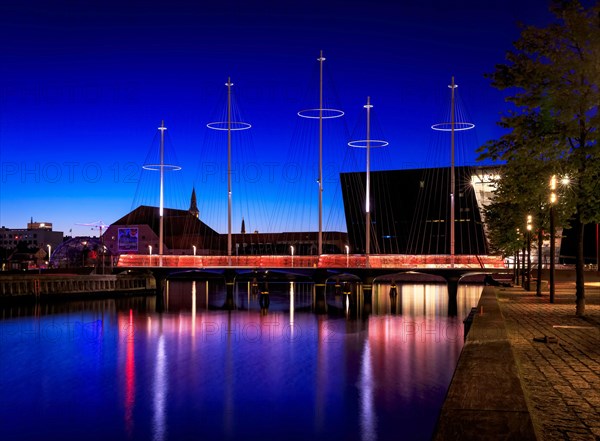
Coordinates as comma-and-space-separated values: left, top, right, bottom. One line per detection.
0, 281, 482, 441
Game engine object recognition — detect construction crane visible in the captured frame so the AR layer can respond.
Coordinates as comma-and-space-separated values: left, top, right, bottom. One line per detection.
75, 221, 109, 274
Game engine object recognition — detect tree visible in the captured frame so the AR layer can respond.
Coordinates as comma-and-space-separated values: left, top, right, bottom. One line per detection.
479, 1, 600, 315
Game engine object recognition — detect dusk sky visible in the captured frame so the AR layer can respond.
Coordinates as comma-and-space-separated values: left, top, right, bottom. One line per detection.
0, 0, 558, 237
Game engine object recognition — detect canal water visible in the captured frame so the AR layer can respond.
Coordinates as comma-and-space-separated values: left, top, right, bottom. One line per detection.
0, 281, 482, 441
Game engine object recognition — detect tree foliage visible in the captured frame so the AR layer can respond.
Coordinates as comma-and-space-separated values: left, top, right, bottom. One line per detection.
478, 1, 600, 315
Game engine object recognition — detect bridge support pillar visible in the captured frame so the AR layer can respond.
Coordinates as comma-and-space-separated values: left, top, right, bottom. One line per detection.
389, 283, 398, 315
312, 270, 328, 314
154, 271, 166, 313
446, 275, 459, 317
360, 275, 374, 309
223, 269, 237, 310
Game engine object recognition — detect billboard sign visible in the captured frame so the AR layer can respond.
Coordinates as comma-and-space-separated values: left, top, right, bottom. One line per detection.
118, 228, 139, 252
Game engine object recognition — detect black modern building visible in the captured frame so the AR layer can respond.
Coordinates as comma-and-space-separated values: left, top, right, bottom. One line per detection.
340, 166, 490, 255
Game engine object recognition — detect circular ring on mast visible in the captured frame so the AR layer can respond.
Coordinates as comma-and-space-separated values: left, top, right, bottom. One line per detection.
142, 164, 182, 171
431, 122, 475, 131
348, 139, 389, 148
297, 108, 344, 119
206, 121, 252, 131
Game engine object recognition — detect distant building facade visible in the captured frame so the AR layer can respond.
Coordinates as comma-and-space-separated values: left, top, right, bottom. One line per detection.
104, 190, 348, 256
340, 166, 494, 255
0, 221, 64, 251
103, 205, 222, 255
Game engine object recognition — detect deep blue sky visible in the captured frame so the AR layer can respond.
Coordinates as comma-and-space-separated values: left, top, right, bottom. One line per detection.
0, 0, 556, 236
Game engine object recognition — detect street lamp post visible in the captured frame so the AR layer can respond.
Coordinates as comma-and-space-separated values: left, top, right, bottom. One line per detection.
526, 215, 532, 292
192, 245, 196, 256
515, 228, 520, 285
290, 245, 295, 267
82, 241, 88, 267
149, 245, 153, 267
521, 242, 526, 287
47, 244, 52, 268
536, 226, 543, 297
345, 245, 350, 268
549, 175, 557, 303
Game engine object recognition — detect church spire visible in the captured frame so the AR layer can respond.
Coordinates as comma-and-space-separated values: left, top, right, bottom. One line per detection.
189, 187, 199, 218
241, 217, 246, 234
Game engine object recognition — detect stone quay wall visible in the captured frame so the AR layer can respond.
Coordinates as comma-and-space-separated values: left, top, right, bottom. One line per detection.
0, 274, 155, 297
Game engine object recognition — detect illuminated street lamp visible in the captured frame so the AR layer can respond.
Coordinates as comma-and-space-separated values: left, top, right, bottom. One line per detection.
148, 245, 153, 266
82, 241, 88, 267
515, 228, 520, 285
345, 245, 350, 268
47, 244, 52, 268
290, 245, 295, 267
549, 175, 557, 303
526, 215, 532, 291
192, 245, 196, 256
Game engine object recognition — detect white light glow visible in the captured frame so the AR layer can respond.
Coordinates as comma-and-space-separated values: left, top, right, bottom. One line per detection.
142, 164, 182, 171
431, 122, 475, 131
206, 121, 252, 131
152, 335, 167, 441
297, 108, 344, 119
359, 341, 377, 441
348, 139, 389, 148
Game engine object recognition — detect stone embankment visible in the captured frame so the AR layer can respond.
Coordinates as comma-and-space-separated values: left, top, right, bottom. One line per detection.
434, 285, 537, 440
0, 273, 155, 297
436, 272, 600, 440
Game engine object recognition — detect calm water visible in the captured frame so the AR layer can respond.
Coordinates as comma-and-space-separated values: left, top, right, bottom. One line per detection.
0, 281, 481, 441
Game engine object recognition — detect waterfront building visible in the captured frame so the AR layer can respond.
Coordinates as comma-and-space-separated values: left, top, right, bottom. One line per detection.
103, 205, 222, 256
104, 190, 348, 256
340, 166, 495, 255
102, 167, 592, 262
0, 221, 64, 251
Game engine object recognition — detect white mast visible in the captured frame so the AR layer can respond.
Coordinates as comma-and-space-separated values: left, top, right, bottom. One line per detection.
450, 77, 456, 267
226, 78, 233, 260
207, 78, 251, 264
158, 120, 166, 266
431, 77, 474, 266
141, 121, 181, 266
348, 98, 388, 267
298, 51, 343, 256
365, 96, 372, 260
318, 51, 325, 256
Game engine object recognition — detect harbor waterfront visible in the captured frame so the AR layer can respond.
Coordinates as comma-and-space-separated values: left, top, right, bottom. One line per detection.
0, 2, 597, 440
436, 276, 600, 440
0, 280, 483, 441
0, 273, 155, 297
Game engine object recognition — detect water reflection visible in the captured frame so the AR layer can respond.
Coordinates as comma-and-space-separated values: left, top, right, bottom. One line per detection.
359, 340, 377, 441
0, 281, 482, 441
123, 310, 135, 437
152, 333, 167, 441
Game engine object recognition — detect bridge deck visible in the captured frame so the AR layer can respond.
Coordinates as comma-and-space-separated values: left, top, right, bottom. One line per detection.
117, 254, 505, 269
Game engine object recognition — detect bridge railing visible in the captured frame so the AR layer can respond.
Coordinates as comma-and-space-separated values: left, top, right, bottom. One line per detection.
116, 254, 505, 269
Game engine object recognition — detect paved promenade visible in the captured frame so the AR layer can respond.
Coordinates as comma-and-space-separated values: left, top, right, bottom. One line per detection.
435, 273, 600, 440
498, 277, 600, 440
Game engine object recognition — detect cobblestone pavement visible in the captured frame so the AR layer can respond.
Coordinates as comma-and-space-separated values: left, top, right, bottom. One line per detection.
497, 280, 600, 441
